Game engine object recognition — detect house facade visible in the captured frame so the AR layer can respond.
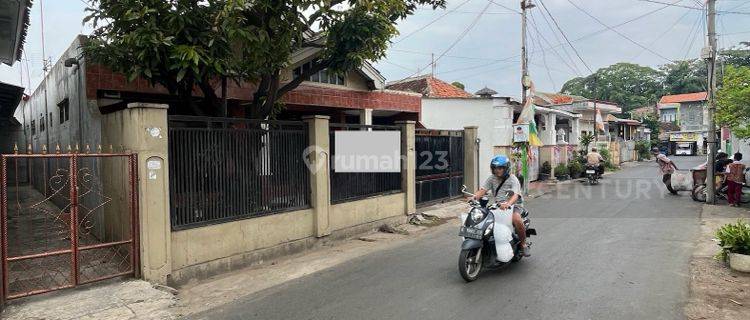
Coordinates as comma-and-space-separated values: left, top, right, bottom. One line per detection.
658, 92, 709, 155
14, 35, 421, 152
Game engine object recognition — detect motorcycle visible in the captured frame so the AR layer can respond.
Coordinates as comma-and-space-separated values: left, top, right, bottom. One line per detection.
457, 186, 536, 282
692, 168, 750, 203
585, 164, 600, 185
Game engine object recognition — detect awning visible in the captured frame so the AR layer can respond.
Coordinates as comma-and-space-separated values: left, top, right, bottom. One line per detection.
0, 0, 32, 66
0, 81, 24, 120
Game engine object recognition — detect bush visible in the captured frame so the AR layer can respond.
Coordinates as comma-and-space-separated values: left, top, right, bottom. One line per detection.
635, 140, 652, 160
599, 148, 617, 170
554, 163, 569, 177
541, 161, 551, 174
568, 161, 583, 178
715, 219, 750, 262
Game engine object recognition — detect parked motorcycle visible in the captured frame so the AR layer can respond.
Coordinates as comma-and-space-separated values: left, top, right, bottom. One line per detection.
585, 164, 600, 185
457, 186, 536, 282
692, 168, 750, 203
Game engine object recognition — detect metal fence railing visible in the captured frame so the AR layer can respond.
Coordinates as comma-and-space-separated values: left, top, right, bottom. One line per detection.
168, 116, 310, 230
415, 130, 464, 204
329, 123, 403, 203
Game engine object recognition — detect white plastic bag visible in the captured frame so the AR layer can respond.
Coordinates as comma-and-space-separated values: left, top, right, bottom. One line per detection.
670, 171, 693, 191
491, 208, 515, 262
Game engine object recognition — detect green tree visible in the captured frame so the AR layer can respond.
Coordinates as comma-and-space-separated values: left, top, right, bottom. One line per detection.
720, 42, 750, 68
84, 0, 446, 118
84, 1, 231, 115
451, 81, 465, 90
716, 66, 750, 139
561, 62, 664, 112
659, 59, 707, 95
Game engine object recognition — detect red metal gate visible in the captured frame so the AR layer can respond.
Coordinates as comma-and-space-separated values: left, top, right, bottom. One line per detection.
0, 152, 139, 300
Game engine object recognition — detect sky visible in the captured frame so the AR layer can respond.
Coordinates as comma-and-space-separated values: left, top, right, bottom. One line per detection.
1, 0, 749, 100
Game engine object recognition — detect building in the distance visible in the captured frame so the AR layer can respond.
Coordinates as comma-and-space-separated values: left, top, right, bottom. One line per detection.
658, 92, 708, 155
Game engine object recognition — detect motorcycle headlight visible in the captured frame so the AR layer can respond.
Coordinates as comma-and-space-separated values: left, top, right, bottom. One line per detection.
470, 208, 484, 221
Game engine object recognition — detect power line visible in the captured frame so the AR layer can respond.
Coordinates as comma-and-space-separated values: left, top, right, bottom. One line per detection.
391, 1, 491, 83
564, 0, 675, 63
393, 0, 474, 44
528, 11, 581, 77
637, 0, 750, 14
631, 7, 693, 60
487, 0, 522, 14
536, 0, 593, 73
531, 5, 582, 75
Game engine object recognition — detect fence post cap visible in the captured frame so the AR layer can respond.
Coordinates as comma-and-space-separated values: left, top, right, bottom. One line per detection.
301, 115, 330, 120
127, 103, 169, 110
463, 126, 479, 129
394, 120, 416, 125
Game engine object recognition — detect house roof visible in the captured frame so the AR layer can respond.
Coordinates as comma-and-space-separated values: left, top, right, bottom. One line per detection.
474, 87, 498, 96
533, 91, 587, 106
659, 92, 707, 104
607, 114, 641, 125
386, 75, 473, 98
0, 0, 32, 66
630, 105, 656, 118
0, 81, 24, 121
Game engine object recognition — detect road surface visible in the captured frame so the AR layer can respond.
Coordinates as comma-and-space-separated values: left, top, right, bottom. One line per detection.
189, 157, 704, 320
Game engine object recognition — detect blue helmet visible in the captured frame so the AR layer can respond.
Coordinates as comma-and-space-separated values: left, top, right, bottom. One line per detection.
490, 155, 510, 177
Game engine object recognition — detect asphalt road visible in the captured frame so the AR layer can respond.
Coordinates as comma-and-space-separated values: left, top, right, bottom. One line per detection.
189, 156, 705, 320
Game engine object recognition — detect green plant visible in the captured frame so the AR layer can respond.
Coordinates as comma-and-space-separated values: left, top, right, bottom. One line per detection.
599, 148, 617, 170
635, 140, 652, 160
554, 163, 569, 177
715, 219, 750, 262
568, 161, 583, 177
579, 132, 595, 152
541, 161, 551, 175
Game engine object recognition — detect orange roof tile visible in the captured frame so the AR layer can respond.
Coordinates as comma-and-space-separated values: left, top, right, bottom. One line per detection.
659, 92, 707, 104
386, 75, 472, 98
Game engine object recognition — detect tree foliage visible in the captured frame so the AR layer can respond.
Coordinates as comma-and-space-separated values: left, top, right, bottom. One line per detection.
561, 63, 663, 112
84, 0, 446, 118
560, 43, 750, 113
451, 81, 465, 90
716, 66, 750, 139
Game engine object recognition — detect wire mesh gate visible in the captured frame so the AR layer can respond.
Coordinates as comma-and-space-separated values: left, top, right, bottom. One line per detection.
415, 130, 464, 205
0, 152, 139, 300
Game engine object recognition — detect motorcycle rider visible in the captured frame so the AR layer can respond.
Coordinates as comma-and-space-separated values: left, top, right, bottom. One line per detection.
469, 155, 529, 256
586, 147, 605, 175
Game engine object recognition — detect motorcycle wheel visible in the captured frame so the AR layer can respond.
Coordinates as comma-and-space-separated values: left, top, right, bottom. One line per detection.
692, 185, 707, 202
459, 248, 482, 282
741, 186, 750, 204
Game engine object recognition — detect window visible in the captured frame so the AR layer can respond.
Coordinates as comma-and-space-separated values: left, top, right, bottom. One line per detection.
48, 112, 53, 129
293, 62, 345, 85
58, 98, 70, 124
40, 114, 45, 132
31, 120, 36, 135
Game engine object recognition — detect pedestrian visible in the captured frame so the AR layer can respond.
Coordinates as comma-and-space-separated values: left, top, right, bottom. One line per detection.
652, 147, 678, 195
725, 152, 746, 207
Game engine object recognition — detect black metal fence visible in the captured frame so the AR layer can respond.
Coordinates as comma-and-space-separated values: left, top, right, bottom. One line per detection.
168, 116, 310, 230
329, 123, 403, 203
415, 130, 464, 204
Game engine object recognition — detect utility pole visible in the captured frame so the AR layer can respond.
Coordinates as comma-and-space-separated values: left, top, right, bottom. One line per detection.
593, 75, 598, 146
431, 53, 436, 76
520, 0, 534, 196
705, 0, 717, 204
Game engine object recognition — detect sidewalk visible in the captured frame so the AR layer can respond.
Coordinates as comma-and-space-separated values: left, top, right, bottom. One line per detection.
684, 204, 750, 320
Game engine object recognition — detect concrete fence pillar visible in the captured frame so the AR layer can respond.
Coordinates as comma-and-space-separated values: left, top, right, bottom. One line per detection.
101, 102, 171, 284
463, 126, 479, 193
396, 121, 416, 215
303, 115, 331, 237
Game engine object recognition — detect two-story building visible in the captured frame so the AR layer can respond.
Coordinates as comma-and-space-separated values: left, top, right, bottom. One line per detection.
658, 92, 708, 155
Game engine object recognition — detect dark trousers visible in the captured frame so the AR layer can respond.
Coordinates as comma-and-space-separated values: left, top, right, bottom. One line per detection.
662, 174, 677, 194
727, 180, 742, 205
